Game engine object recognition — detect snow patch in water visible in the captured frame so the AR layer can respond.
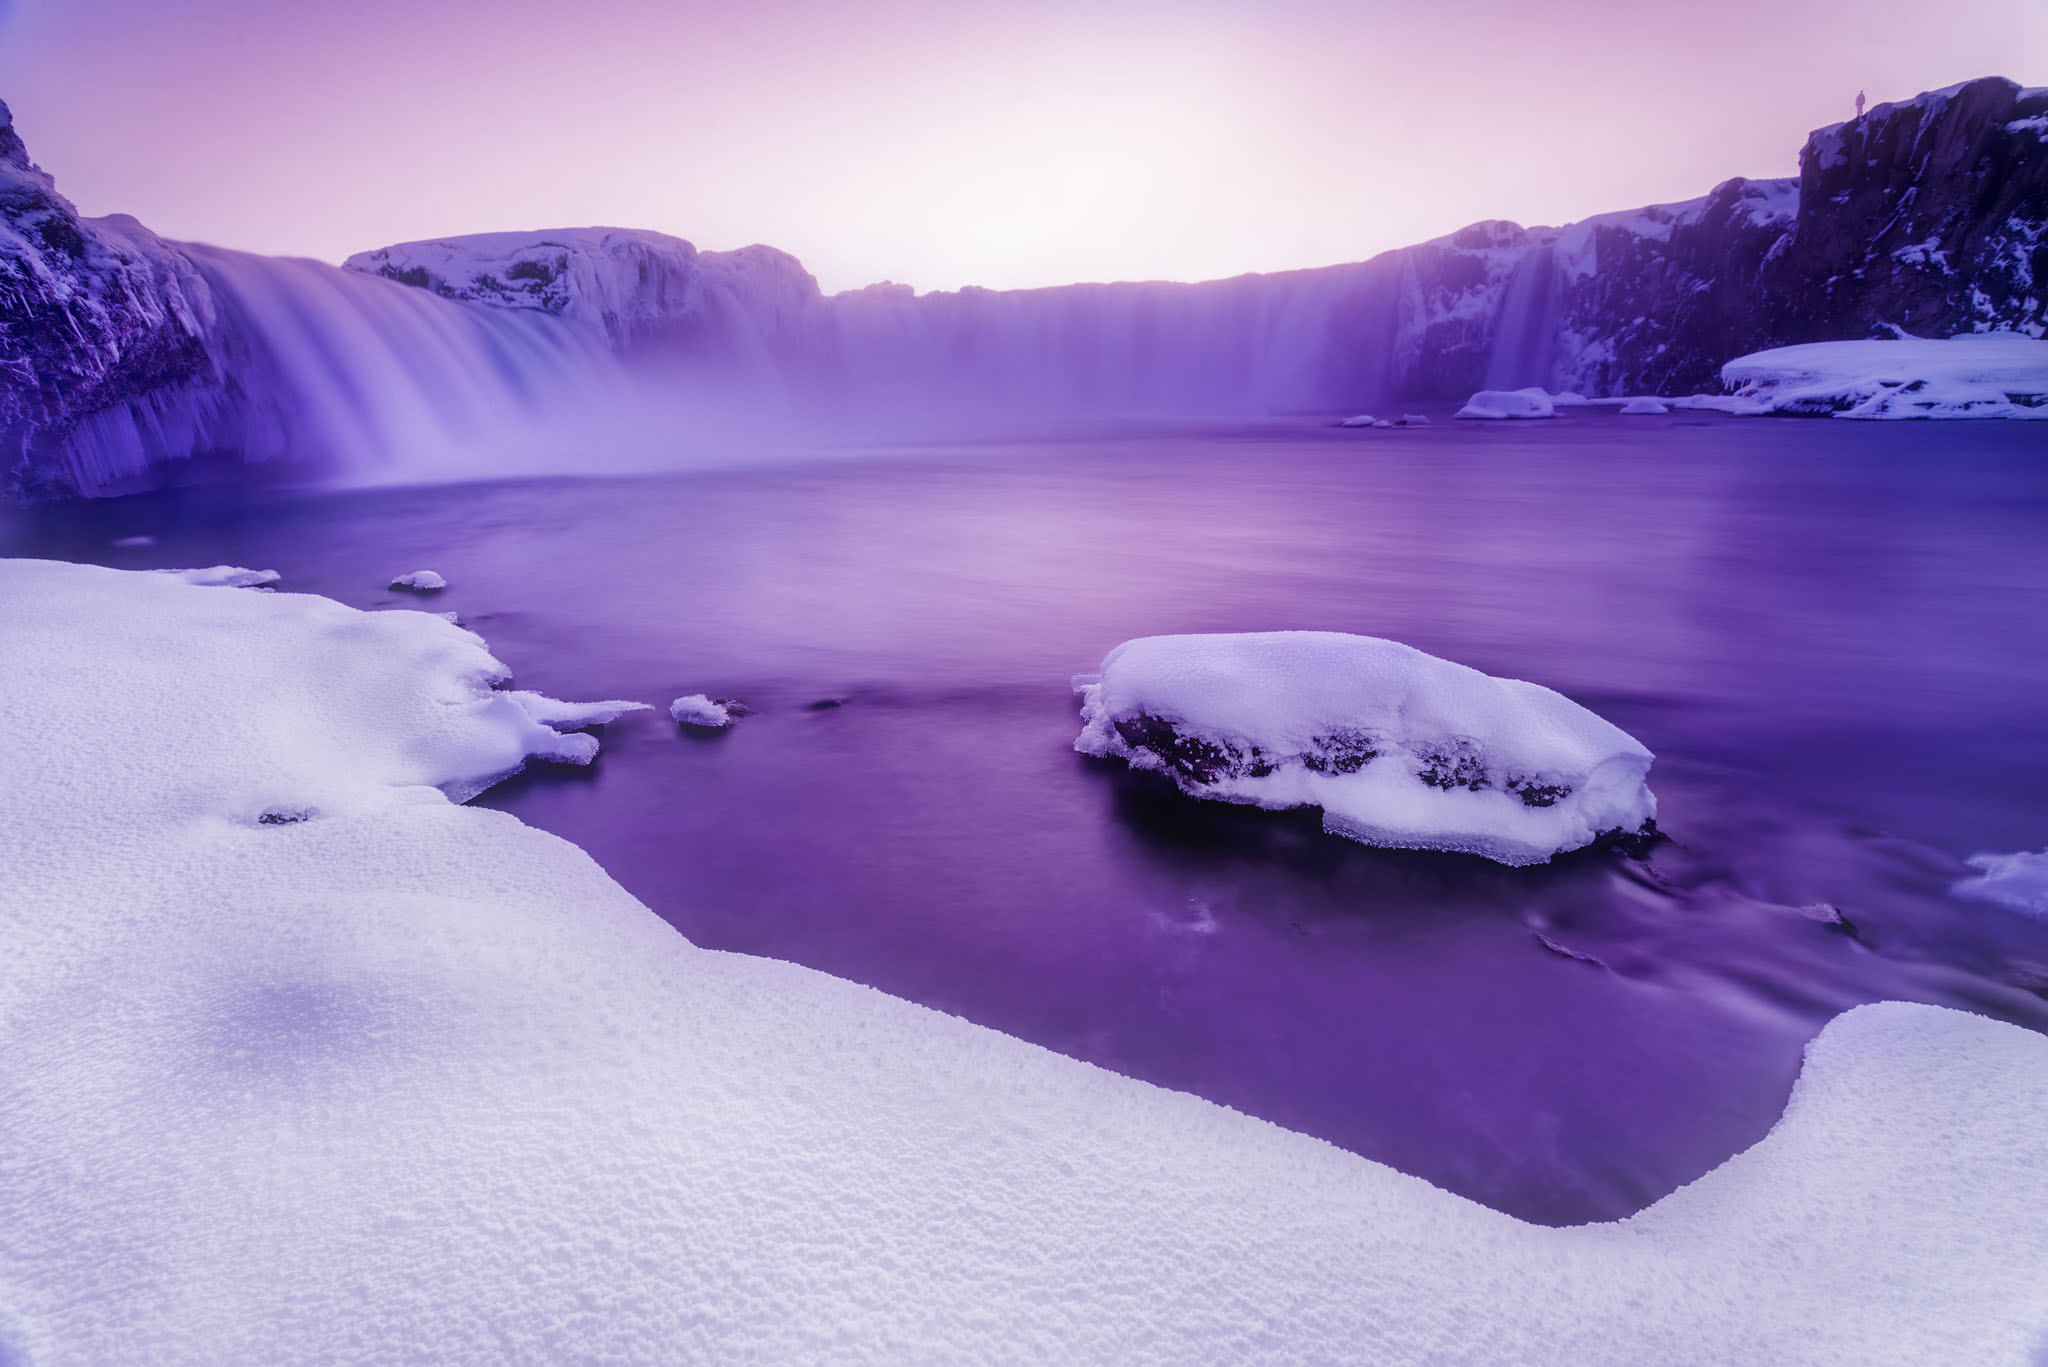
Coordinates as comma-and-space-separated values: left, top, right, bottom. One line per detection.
1074, 631, 1654, 866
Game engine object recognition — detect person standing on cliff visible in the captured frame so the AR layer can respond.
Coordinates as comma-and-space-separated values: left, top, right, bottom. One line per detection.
1856, 90, 1866, 118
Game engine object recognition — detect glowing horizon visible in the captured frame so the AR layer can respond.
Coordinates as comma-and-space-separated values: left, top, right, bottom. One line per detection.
1, 0, 2043, 296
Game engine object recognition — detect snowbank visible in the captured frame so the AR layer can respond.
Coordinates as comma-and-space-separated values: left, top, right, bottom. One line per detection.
156, 565, 280, 588
1954, 849, 2048, 918
390, 569, 447, 592
670, 693, 733, 728
1718, 335, 2048, 419
1456, 387, 1558, 420
1075, 631, 1655, 866
5, 561, 2048, 1364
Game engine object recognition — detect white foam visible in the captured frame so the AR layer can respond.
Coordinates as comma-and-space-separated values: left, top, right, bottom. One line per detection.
1954, 849, 2048, 918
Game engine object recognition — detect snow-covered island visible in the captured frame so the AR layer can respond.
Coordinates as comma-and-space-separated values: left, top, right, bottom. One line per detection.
1075, 632, 1655, 866
670, 693, 734, 728
6, 559, 2048, 1362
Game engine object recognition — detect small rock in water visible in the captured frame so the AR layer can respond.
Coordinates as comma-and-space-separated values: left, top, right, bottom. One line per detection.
1399, 414, 1431, 426
806, 698, 847, 711
671, 694, 734, 728
1337, 414, 1377, 428
390, 570, 448, 592
111, 535, 155, 547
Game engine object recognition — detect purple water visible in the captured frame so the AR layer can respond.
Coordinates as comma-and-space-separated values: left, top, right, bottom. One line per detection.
12, 408, 2048, 1224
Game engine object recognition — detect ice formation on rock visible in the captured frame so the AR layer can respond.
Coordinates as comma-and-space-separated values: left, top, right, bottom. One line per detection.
670, 693, 734, 728
389, 569, 448, 591
1717, 335, 2048, 419
1457, 388, 1559, 420
1074, 631, 1655, 866
3, 561, 2047, 1362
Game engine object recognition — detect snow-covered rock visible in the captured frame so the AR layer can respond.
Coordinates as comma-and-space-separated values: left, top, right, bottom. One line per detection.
670, 693, 733, 728
1338, 414, 1378, 427
1618, 398, 1670, 415
4, 561, 2048, 1361
1401, 413, 1431, 426
389, 569, 448, 592
1717, 335, 2048, 419
1074, 631, 1655, 866
1456, 387, 1558, 420
153, 565, 281, 588
1954, 849, 2048, 917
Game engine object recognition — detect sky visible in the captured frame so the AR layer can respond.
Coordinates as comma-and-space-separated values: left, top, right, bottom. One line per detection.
1, 0, 2043, 295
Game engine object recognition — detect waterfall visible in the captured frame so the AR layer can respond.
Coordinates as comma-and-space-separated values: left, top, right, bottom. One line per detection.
49, 245, 611, 494
1483, 247, 1563, 392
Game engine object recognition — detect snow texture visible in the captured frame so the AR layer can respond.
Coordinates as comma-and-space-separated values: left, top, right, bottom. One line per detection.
1718, 334, 2048, 419
1456, 387, 1559, 420
1074, 631, 1654, 866
1954, 849, 2048, 918
154, 565, 281, 588
670, 693, 733, 728
389, 569, 448, 592
3, 561, 2048, 1363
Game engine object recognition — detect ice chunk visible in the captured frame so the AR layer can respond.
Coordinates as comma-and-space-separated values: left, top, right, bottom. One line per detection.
1718, 335, 2048, 420
1075, 632, 1655, 866
670, 693, 734, 728
389, 569, 448, 592
1618, 398, 1670, 415
4, 560, 2048, 1362
1953, 849, 2048, 918
506, 691, 651, 731
152, 566, 281, 588
1456, 387, 1557, 420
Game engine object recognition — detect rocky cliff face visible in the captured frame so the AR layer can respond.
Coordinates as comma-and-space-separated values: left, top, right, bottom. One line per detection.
0, 99, 229, 498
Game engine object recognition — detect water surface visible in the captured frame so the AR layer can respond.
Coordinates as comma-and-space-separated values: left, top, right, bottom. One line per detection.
13, 408, 2048, 1224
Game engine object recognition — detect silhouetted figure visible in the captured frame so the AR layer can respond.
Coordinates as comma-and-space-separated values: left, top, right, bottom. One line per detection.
1856, 90, 1866, 118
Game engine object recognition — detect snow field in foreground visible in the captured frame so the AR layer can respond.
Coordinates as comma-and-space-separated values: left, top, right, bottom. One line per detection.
2, 561, 2046, 1364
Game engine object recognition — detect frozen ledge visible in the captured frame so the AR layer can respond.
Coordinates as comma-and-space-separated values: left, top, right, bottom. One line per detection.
2, 560, 2046, 1364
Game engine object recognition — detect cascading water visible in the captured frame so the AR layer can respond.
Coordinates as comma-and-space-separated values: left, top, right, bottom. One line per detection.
47, 245, 612, 494
1483, 247, 1564, 392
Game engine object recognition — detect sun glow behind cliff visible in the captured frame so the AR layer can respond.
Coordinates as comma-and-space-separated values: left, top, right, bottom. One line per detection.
1, 0, 2042, 293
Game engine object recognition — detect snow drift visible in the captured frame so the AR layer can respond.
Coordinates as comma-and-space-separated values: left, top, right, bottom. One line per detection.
3, 561, 2047, 1363
1074, 631, 1654, 865
1717, 335, 2048, 419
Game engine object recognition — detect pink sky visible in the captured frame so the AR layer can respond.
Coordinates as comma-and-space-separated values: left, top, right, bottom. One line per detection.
2, 0, 2042, 294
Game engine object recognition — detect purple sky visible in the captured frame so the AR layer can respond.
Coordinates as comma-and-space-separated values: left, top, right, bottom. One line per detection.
2, 0, 2042, 293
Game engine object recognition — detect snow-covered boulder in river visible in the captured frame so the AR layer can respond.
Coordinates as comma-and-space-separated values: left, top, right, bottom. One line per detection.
1074, 632, 1655, 866
1457, 387, 1558, 420
1717, 334, 2048, 419
670, 693, 734, 728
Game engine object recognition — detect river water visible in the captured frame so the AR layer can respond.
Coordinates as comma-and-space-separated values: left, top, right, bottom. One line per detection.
11, 407, 2047, 1224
